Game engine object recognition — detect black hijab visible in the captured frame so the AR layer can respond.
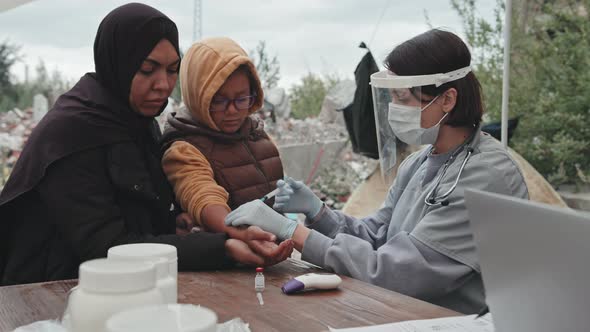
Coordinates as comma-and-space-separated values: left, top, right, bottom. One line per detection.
0, 3, 179, 207
94, 2, 180, 104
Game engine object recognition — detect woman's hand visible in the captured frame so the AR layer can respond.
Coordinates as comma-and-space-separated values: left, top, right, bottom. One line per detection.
225, 238, 266, 266
244, 226, 294, 266
225, 230, 293, 267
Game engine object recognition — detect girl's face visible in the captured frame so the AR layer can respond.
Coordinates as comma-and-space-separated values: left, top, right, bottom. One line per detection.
209, 70, 254, 133
129, 39, 180, 117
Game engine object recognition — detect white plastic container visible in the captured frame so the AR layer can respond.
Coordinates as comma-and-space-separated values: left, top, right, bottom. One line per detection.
108, 243, 178, 303
67, 258, 164, 332
106, 304, 217, 332
109, 256, 176, 304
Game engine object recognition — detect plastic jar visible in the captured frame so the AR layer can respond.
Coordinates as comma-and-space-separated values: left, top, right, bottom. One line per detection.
108, 243, 178, 303
106, 304, 217, 332
67, 258, 164, 332
109, 256, 176, 304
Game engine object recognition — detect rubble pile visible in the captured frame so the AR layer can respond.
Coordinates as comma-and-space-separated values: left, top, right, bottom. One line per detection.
311, 149, 379, 210
267, 116, 379, 210
0, 108, 35, 187
265, 117, 348, 146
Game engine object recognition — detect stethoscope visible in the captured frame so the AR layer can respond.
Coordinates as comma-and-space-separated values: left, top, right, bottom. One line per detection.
424, 133, 476, 207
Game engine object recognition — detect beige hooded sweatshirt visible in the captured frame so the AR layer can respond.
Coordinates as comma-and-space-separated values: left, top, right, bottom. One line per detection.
161, 37, 265, 225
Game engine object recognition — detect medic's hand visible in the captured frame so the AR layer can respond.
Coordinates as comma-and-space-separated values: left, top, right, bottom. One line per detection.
273, 177, 323, 219
225, 200, 297, 241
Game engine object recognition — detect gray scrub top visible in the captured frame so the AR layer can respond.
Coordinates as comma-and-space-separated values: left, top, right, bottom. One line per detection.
301, 130, 529, 313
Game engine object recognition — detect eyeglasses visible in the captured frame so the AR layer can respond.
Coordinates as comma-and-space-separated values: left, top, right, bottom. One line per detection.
209, 95, 257, 112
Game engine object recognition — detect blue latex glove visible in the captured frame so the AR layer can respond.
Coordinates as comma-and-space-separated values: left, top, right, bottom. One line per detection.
225, 200, 298, 240
273, 177, 323, 219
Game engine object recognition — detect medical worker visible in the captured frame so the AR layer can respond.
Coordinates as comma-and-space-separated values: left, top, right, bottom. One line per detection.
225, 29, 528, 313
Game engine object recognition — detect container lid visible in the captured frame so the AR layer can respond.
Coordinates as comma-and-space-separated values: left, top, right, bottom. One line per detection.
110, 256, 169, 279
79, 258, 157, 293
108, 243, 177, 262
256, 267, 264, 273
106, 304, 217, 332
151, 257, 169, 280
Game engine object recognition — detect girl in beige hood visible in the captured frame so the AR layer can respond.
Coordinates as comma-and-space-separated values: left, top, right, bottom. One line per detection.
162, 37, 291, 266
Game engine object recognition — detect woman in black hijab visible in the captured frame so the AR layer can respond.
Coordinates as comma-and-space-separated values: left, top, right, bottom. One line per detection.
0, 3, 291, 286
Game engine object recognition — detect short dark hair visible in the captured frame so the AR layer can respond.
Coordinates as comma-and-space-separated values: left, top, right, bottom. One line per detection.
384, 29, 484, 128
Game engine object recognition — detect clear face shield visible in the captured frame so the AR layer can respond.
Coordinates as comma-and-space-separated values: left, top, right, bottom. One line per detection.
370, 66, 471, 179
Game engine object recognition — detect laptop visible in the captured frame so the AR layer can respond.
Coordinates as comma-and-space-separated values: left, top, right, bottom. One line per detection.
465, 189, 590, 332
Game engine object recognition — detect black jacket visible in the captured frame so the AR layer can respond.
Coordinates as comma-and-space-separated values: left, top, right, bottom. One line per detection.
0, 77, 231, 286
1, 140, 230, 286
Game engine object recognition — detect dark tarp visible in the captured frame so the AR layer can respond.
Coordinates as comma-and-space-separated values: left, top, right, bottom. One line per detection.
342, 46, 379, 159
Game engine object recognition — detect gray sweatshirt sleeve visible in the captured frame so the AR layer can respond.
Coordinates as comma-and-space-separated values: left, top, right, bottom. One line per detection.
303, 200, 393, 249
300, 167, 477, 301
301, 228, 475, 300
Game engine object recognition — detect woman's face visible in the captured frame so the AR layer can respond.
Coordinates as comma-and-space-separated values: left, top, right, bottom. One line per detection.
209, 70, 252, 133
418, 89, 457, 128
129, 39, 180, 117
416, 93, 446, 129
390, 87, 451, 129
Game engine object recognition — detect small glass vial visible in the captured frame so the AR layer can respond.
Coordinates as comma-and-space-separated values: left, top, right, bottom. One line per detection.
255, 267, 265, 292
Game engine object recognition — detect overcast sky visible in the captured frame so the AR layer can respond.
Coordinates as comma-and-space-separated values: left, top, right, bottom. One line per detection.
0, 0, 497, 89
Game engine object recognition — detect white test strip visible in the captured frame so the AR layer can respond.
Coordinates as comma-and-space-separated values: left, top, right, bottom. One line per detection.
256, 292, 264, 306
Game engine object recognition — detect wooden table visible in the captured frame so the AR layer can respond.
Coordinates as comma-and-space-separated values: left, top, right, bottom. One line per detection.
0, 259, 459, 331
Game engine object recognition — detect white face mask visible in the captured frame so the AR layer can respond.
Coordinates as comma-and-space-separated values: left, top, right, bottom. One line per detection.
387, 96, 448, 146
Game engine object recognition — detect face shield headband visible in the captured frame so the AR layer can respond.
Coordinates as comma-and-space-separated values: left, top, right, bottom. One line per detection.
370, 66, 471, 89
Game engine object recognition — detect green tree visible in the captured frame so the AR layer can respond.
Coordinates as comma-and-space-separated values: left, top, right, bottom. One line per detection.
0, 41, 21, 111
0, 46, 71, 112
451, 0, 590, 186
289, 72, 340, 119
451, 0, 505, 121
512, 1, 590, 186
13, 60, 71, 109
250, 41, 281, 90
